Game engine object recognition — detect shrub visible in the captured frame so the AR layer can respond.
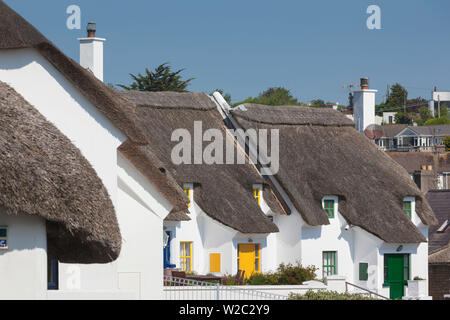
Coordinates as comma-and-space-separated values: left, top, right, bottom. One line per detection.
288, 290, 379, 300
244, 262, 317, 285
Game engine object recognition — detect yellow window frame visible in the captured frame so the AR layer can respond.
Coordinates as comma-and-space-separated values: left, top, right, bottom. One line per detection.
180, 241, 192, 272
184, 187, 191, 208
253, 188, 261, 205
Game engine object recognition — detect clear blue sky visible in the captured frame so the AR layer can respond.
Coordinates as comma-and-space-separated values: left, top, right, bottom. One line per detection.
5, 0, 450, 105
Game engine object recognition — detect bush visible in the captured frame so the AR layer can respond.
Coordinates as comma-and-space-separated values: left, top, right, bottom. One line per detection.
288, 290, 379, 300
244, 262, 317, 285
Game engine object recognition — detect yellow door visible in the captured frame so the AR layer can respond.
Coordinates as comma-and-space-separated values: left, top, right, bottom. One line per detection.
238, 244, 260, 278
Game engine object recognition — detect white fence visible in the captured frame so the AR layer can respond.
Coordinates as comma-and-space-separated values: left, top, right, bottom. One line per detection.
163, 276, 287, 300
163, 276, 390, 300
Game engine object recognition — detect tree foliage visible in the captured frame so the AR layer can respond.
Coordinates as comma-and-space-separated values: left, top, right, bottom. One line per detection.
233, 87, 302, 107
118, 63, 194, 92
376, 83, 408, 115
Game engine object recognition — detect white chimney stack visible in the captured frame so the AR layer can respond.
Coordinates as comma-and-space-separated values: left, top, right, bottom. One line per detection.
353, 78, 378, 133
78, 22, 105, 81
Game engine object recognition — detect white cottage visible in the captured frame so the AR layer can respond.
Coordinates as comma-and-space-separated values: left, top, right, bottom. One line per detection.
0, 2, 188, 299
118, 90, 284, 277
120, 89, 438, 300
227, 102, 437, 299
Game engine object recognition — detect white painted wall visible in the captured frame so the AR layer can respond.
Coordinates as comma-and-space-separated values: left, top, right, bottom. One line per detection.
115, 152, 173, 299
0, 48, 174, 299
0, 210, 47, 300
301, 197, 355, 281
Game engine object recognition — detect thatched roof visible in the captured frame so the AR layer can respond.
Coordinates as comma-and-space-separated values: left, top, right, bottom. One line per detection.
0, 81, 120, 263
388, 152, 450, 173
0, 1, 146, 145
231, 104, 438, 243
119, 91, 280, 233
426, 190, 450, 263
0, 1, 189, 217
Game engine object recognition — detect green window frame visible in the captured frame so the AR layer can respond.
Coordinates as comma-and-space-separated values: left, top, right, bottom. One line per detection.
383, 254, 410, 286
322, 251, 337, 278
323, 200, 335, 219
403, 201, 412, 219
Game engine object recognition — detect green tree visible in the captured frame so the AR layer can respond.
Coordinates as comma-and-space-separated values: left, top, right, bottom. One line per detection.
417, 106, 433, 125
118, 62, 194, 92
233, 87, 302, 107
440, 104, 448, 118
376, 83, 408, 115
310, 99, 327, 108
394, 112, 414, 125
424, 116, 450, 125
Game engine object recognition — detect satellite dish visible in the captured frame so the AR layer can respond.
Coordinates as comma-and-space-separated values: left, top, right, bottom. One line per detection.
364, 124, 384, 140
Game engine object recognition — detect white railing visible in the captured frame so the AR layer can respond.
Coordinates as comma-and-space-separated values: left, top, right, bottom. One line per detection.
163, 276, 287, 300
345, 282, 389, 300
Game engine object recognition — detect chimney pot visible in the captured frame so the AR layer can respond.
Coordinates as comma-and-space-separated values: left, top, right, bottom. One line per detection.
87, 22, 97, 38
360, 78, 369, 90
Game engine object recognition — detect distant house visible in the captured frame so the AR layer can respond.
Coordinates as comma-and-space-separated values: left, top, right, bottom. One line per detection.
383, 112, 397, 124
429, 89, 450, 118
376, 124, 450, 152
426, 191, 450, 300
388, 152, 450, 192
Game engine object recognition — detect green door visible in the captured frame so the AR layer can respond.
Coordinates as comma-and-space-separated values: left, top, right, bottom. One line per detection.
385, 255, 406, 299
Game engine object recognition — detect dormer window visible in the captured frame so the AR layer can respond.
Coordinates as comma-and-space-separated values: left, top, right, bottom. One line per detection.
253, 187, 261, 205
323, 199, 335, 219
184, 185, 192, 208
403, 200, 412, 219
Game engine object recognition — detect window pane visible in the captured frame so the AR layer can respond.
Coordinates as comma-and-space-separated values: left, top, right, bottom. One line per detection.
255, 245, 259, 257
185, 243, 191, 256
0, 228, 6, 237
185, 258, 191, 271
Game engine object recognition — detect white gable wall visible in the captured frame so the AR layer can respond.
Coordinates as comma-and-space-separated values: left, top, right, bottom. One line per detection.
0, 48, 174, 299
116, 153, 173, 299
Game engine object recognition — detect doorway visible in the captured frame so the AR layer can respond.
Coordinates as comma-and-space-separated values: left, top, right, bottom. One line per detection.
237, 243, 260, 278
384, 254, 409, 299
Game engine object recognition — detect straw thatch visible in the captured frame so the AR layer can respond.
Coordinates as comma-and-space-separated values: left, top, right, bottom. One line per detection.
231, 104, 438, 243
0, 81, 120, 263
119, 91, 280, 233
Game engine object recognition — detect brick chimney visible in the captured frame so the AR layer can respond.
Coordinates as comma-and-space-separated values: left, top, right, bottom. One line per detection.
78, 22, 105, 81
353, 78, 378, 133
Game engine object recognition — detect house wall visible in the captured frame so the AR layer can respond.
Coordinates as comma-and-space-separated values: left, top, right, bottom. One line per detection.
0, 209, 47, 299
300, 198, 355, 282
429, 264, 450, 300
115, 153, 173, 299
164, 186, 239, 276
0, 48, 173, 299
0, 48, 125, 294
